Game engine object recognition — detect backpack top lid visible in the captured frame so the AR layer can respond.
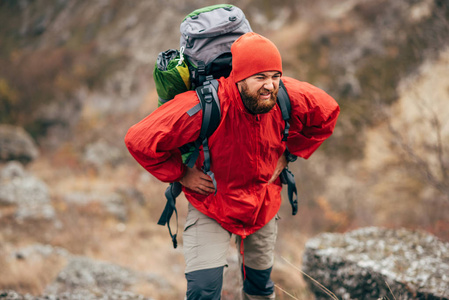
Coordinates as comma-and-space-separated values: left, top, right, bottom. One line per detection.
180, 4, 252, 67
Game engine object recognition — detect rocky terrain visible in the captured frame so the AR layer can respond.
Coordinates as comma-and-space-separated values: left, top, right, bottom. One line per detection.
1, 0, 449, 299
1, 243, 158, 300
303, 227, 449, 299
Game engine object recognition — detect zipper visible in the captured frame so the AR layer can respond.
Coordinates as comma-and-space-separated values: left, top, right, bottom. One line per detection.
254, 114, 260, 195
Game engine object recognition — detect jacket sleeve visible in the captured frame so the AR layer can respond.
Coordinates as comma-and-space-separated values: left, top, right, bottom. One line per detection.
124, 91, 202, 182
284, 78, 340, 159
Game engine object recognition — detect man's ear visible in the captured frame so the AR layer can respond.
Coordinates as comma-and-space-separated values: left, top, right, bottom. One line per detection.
236, 80, 245, 93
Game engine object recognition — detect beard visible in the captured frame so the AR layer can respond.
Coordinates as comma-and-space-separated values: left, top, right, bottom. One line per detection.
240, 82, 278, 115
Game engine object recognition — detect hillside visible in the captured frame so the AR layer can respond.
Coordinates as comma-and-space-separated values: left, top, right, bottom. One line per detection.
1, 0, 448, 299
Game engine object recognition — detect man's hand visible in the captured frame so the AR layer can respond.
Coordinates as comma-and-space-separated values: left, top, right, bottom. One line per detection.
179, 166, 216, 195
268, 153, 288, 184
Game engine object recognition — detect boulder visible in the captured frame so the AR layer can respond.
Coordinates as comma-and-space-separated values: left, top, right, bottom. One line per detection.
45, 256, 142, 296
0, 125, 39, 164
62, 187, 146, 221
63, 190, 127, 221
1, 243, 171, 300
45, 255, 171, 299
0, 289, 152, 300
12, 243, 71, 261
0, 161, 55, 220
302, 227, 449, 300
83, 139, 124, 170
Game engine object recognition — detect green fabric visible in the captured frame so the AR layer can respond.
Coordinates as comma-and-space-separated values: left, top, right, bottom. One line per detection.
153, 50, 195, 159
183, 4, 233, 21
181, 144, 196, 164
153, 53, 191, 106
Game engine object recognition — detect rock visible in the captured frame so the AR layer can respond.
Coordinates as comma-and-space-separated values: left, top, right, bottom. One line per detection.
0, 161, 55, 220
83, 139, 124, 170
47, 256, 138, 293
63, 190, 127, 221
44, 256, 160, 299
0, 290, 34, 300
0, 125, 39, 164
11, 243, 71, 261
0, 289, 152, 300
302, 227, 449, 300
2, 244, 164, 300
62, 187, 146, 221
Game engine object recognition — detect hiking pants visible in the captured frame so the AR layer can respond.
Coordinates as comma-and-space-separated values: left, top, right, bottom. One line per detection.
183, 204, 277, 300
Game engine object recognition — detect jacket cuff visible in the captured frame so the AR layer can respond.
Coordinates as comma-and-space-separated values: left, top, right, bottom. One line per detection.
174, 164, 187, 182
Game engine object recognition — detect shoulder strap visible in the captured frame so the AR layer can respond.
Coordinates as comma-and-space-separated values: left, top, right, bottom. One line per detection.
197, 79, 221, 140
277, 80, 291, 142
185, 79, 220, 170
157, 181, 182, 248
277, 80, 299, 215
189, 78, 221, 193
159, 79, 221, 249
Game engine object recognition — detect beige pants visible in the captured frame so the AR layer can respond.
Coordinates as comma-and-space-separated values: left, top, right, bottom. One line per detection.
183, 203, 277, 299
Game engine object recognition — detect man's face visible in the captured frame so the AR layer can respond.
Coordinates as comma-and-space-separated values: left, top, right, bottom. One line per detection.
237, 71, 281, 114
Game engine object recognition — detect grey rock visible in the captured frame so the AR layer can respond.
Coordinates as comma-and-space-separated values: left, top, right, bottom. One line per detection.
61, 187, 146, 221
63, 191, 127, 221
0, 290, 34, 300
0, 161, 55, 220
83, 139, 124, 170
303, 227, 449, 300
0, 160, 26, 179
0, 125, 39, 164
0, 289, 153, 300
3, 243, 162, 300
47, 256, 138, 292
44, 256, 158, 299
12, 243, 71, 261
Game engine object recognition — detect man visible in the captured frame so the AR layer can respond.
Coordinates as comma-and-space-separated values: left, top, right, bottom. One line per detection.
125, 32, 340, 299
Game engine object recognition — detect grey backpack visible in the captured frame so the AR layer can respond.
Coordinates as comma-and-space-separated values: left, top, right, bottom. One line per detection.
179, 4, 252, 87
154, 4, 252, 105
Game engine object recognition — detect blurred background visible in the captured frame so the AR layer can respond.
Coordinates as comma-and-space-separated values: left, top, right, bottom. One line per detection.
0, 0, 448, 299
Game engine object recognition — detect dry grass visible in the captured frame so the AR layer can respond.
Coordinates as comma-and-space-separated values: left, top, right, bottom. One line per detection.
4, 144, 447, 299
1, 154, 189, 298
0, 152, 349, 299
0, 248, 67, 295
0, 170, 314, 299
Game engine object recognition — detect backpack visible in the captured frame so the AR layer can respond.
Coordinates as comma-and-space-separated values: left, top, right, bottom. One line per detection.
153, 4, 297, 248
153, 4, 251, 105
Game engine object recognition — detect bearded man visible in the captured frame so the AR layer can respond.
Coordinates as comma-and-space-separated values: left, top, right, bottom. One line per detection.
125, 32, 340, 300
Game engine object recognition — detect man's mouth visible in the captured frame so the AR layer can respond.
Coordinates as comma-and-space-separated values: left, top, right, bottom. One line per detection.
259, 91, 272, 101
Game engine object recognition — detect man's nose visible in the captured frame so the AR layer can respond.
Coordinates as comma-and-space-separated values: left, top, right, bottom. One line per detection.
263, 80, 275, 90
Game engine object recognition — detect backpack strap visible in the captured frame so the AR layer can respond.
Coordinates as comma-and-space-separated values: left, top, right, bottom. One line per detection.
195, 61, 207, 87
199, 79, 220, 193
277, 80, 291, 142
185, 79, 221, 193
159, 79, 221, 248
157, 181, 182, 248
280, 168, 298, 215
277, 80, 299, 215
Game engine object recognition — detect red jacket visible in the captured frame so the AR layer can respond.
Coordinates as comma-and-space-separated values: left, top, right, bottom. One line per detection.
125, 75, 339, 237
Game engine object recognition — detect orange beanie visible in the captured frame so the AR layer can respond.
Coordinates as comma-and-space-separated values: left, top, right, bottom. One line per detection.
231, 32, 283, 82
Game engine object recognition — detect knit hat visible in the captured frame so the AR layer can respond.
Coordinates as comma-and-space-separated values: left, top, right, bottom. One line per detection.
231, 32, 283, 83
